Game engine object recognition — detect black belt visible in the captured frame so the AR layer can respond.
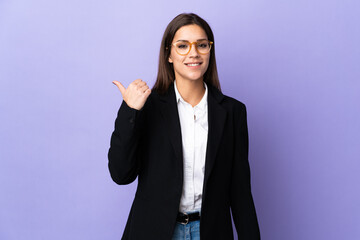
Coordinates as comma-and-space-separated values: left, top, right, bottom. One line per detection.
176, 212, 200, 225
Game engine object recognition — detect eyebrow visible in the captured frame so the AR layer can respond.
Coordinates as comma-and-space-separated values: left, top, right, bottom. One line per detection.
175, 38, 208, 42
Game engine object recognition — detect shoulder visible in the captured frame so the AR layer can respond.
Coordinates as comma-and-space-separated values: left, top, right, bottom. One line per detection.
208, 84, 247, 113
223, 95, 246, 111
222, 95, 248, 124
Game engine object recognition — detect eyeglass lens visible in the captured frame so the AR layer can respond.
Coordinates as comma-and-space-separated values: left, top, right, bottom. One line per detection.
174, 41, 211, 55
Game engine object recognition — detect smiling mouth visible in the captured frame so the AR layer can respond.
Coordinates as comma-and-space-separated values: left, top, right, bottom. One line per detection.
185, 63, 202, 66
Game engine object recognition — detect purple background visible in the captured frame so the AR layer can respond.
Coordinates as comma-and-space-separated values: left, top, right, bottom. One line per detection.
1, 0, 359, 239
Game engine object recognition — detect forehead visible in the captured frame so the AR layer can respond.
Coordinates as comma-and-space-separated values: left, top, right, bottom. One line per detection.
173, 24, 208, 41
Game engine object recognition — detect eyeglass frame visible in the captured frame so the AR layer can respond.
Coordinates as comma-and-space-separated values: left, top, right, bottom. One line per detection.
166, 40, 214, 56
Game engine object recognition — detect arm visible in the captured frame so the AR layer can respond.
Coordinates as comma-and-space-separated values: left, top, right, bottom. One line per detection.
107, 79, 151, 185
108, 100, 145, 185
230, 103, 261, 239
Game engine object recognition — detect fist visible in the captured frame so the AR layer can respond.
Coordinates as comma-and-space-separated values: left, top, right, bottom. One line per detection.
113, 79, 151, 110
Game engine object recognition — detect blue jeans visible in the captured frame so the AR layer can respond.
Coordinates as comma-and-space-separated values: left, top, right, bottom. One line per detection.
171, 220, 200, 240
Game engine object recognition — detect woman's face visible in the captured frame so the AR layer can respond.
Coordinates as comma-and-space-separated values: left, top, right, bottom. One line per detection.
168, 24, 210, 83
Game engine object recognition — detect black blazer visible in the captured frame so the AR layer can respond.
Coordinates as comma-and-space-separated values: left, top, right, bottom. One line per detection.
108, 82, 260, 239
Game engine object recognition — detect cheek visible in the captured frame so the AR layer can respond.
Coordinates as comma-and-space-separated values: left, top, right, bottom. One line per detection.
170, 50, 184, 63
203, 56, 210, 70
172, 56, 185, 68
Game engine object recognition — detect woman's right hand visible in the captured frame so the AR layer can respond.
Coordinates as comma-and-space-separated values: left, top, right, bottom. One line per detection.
112, 79, 151, 110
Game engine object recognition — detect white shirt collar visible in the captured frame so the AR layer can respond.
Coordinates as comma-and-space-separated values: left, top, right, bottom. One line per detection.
174, 80, 208, 109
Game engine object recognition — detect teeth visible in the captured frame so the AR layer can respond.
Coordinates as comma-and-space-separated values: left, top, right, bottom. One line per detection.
187, 63, 200, 66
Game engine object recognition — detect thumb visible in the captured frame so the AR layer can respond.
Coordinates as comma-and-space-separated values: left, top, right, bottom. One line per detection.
112, 81, 126, 96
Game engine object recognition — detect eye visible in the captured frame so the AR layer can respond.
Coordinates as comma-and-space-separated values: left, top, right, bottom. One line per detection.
197, 41, 209, 49
177, 44, 188, 49
198, 43, 208, 49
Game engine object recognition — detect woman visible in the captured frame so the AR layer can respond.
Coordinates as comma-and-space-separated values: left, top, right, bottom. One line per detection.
108, 13, 260, 239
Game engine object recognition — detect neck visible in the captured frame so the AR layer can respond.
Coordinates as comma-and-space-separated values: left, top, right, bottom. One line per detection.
175, 78, 205, 107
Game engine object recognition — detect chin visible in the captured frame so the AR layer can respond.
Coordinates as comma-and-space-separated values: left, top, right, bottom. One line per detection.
186, 72, 205, 81
175, 68, 206, 82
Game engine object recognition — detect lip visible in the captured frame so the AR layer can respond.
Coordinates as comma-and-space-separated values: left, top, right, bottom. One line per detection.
184, 62, 202, 67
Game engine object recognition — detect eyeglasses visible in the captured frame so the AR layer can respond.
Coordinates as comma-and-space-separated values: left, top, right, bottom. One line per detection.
169, 40, 213, 56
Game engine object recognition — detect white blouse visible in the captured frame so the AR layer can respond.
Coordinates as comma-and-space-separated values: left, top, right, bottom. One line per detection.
174, 80, 208, 213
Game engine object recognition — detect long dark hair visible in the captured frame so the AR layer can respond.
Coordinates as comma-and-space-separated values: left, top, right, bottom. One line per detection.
153, 13, 221, 95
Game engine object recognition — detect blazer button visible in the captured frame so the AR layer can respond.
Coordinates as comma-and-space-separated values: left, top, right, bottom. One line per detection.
129, 118, 134, 124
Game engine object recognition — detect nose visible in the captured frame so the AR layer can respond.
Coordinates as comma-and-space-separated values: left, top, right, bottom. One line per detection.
188, 43, 200, 57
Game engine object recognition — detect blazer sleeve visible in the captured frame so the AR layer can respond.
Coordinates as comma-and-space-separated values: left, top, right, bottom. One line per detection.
108, 100, 146, 185
230, 103, 261, 239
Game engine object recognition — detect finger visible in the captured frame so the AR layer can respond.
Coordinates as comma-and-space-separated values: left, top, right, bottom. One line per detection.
136, 81, 147, 89
139, 85, 149, 93
133, 80, 145, 88
143, 88, 151, 98
129, 79, 143, 89
138, 81, 147, 86
112, 81, 126, 96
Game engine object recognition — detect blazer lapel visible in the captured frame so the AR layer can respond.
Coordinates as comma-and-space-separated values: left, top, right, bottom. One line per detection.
203, 85, 226, 198
158, 84, 184, 179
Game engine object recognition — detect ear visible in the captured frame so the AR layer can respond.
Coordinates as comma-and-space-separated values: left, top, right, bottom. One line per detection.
168, 56, 173, 63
